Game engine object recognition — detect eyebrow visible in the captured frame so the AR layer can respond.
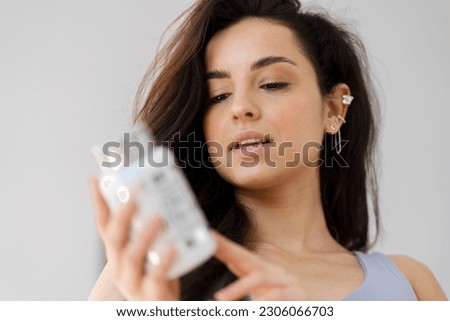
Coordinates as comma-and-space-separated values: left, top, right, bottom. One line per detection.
206, 56, 297, 80
251, 56, 297, 71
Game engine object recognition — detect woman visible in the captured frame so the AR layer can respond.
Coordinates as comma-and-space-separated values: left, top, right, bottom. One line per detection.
89, 0, 447, 300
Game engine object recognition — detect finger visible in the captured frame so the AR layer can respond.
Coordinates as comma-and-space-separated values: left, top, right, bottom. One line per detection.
213, 231, 265, 276
119, 216, 164, 292
215, 272, 303, 301
106, 200, 138, 256
150, 245, 177, 280
254, 289, 285, 301
215, 272, 266, 301
124, 216, 165, 281
257, 287, 307, 301
89, 176, 110, 235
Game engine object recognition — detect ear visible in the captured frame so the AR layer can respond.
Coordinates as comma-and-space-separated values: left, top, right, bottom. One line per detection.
322, 83, 352, 134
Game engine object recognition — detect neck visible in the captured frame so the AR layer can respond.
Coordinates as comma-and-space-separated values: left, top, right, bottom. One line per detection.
236, 168, 341, 255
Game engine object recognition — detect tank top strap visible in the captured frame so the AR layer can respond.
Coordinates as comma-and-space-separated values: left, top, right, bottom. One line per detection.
343, 251, 417, 300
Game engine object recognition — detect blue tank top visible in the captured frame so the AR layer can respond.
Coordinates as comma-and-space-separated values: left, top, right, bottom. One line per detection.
342, 251, 417, 300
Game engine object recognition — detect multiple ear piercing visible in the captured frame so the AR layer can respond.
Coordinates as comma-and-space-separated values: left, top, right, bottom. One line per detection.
330, 94, 354, 154
337, 115, 346, 124
342, 94, 354, 106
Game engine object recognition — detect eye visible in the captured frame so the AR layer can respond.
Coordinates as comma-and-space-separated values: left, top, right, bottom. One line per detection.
208, 93, 231, 105
260, 82, 289, 91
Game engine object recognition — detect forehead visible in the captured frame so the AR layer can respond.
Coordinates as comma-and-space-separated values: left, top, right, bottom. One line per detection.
205, 18, 306, 69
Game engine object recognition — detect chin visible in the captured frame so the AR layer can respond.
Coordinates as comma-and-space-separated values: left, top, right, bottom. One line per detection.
220, 165, 282, 191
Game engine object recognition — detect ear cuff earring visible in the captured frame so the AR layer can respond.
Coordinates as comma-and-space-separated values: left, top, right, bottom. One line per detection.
342, 94, 354, 105
329, 95, 354, 154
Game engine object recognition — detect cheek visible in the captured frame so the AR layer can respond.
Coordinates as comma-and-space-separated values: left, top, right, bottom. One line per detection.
203, 109, 223, 143
202, 110, 230, 178
273, 101, 324, 142
202, 111, 214, 141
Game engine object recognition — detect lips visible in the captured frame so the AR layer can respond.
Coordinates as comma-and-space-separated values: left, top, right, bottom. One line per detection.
228, 130, 273, 150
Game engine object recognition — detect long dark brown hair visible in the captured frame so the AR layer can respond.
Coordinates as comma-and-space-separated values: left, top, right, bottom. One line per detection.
133, 0, 380, 300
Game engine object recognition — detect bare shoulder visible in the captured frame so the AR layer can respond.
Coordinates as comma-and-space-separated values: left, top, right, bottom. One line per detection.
88, 262, 125, 301
389, 255, 447, 301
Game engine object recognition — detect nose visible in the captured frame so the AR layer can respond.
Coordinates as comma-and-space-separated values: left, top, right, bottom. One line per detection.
230, 93, 261, 121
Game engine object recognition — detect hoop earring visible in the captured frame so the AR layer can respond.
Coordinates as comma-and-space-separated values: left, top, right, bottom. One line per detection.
337, 115, 346, 124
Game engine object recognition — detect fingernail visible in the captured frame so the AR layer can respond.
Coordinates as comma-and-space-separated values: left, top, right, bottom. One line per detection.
120, 199, 136, 213
123, 198, 132, 207
215, 290, 230, 301
147, 214, 161, 226
166, 246, 177, 257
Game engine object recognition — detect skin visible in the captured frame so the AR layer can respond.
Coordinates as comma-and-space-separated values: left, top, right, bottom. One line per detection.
203, 18, 347, 254
88, 18, 447, 301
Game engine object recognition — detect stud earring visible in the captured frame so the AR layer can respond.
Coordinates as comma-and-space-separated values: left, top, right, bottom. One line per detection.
331, 124, 337, 131
342, 95, 354, 105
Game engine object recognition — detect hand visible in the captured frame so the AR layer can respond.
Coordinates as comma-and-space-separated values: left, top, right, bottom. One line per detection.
89, 177, 180, 300
213, 232, 307, 301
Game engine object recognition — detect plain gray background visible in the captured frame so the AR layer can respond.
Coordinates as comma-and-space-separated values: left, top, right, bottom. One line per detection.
0, 0, 448, 300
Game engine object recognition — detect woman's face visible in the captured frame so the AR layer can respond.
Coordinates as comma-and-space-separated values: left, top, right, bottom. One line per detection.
203, 18, 330, 190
